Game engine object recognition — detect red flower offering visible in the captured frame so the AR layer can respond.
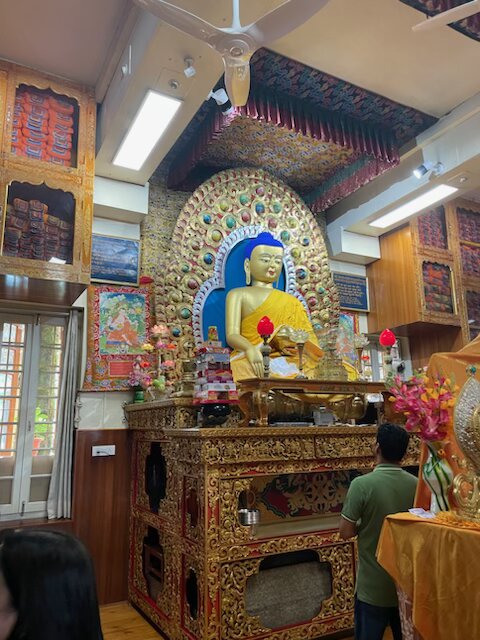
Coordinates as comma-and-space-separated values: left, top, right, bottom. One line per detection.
257, 316, 274, 338
379, 328, 396, 347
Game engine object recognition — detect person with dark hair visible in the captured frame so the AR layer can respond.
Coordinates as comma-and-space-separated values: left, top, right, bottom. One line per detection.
339, 422, 417, 640
0, 529, 103, 640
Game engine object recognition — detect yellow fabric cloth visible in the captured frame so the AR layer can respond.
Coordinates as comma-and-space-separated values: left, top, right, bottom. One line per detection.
415, 334, 480, 509
230, 288, 322, 381
377, 512, 480, 640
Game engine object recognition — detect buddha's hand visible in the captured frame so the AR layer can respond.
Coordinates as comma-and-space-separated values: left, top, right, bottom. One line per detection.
246, 345, 264, 378
271, 334, 297, 357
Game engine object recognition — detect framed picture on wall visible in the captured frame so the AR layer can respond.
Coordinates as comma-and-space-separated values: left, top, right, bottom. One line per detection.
91, 233, 140, 286
82, 285, 154, 391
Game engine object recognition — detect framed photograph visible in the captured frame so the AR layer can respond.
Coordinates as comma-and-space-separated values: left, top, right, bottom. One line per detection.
91, 233, 140, 286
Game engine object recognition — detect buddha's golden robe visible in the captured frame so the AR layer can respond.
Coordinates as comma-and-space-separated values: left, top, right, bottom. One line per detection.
230, 288, 323, 381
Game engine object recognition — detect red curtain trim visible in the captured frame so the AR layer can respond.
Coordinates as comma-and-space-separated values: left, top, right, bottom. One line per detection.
309, 158, 396, 213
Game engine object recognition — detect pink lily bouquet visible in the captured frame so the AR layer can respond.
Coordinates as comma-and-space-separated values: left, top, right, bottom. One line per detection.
387, 372, 457, 442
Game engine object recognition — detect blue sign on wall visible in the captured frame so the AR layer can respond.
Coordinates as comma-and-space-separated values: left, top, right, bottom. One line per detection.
332, 272, 369, 312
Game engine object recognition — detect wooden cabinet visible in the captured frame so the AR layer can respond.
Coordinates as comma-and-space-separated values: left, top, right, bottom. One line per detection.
367, 200, 480, 368
455, 200, 480, 341
0, 61, 95, 305
125, 400, 419, 640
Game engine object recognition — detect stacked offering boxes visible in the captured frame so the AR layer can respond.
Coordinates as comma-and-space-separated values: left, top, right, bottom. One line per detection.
457, 208, 480, 243
466, 290, 480, 336
194, 342, 238, 404
418, 207, 447, 249
461, 244, 480, 277
11, 88, 75, 167
3, 197, 73, 262
422, 261, 454, 313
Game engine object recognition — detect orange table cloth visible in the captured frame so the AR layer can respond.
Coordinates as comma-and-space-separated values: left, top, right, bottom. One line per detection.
377, 512, 480, 640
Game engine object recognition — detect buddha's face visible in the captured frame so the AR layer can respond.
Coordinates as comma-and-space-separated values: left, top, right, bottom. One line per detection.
246, 245, 284, 284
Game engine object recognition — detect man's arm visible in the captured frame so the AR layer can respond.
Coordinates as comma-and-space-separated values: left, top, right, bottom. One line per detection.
339, 514, 357, 540
339, 477, 364, 540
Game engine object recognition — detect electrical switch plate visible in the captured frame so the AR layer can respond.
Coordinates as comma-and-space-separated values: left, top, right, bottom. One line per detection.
91, 445, 116, 457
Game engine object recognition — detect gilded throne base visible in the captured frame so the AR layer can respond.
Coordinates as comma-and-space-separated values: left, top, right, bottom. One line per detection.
126, 400, 419, 640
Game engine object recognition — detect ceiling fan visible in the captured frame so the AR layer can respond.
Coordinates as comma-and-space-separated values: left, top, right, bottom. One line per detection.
412, 0, 480, 33
134, 0, 331, 107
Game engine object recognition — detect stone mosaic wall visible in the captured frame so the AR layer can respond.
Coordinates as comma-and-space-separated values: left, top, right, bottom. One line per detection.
141, 168, 191, 309
141, 167, 330, 325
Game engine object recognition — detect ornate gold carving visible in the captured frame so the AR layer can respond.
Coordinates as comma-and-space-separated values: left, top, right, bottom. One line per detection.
125, 398, 197, 430
183, 555, 204, 638
219, 479, 253, 546
184, 474, 204, 544
131, 519, 178, 619
127, 403, 419, 639
133, 439, 181, 529
220, 542, 354, 639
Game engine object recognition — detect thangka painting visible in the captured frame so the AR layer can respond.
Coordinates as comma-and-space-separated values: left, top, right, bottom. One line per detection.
336, 312, 359, 371
83, 285, 152, 391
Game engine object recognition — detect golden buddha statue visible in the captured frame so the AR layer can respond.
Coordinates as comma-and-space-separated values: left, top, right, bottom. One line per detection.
226, 232, 322, 381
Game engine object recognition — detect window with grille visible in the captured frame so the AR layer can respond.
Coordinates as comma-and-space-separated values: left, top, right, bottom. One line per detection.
0, 312, 65, 520
360, 336, 412, 382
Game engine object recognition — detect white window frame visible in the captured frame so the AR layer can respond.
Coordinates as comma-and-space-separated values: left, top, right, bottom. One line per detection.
0, 311, 66, 521
363, 334, 412, 382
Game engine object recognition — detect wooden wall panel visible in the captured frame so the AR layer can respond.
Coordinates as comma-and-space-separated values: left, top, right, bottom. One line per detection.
408, 325, 464, 371
367, 225, 418, 333
73, 428, 131, 605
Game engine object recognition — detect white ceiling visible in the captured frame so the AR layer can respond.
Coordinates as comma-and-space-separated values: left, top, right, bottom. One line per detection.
0, 0, 129, 86
2, 0, 480, 115
1, 0, 480, 248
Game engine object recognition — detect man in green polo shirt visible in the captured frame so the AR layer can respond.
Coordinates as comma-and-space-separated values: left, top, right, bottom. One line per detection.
339, 422, 417, 640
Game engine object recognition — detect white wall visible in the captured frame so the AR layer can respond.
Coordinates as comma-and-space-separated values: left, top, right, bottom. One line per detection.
76, 391, 131, 430
75, 215, 139, 430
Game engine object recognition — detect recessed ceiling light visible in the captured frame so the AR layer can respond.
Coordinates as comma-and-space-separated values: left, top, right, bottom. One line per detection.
113, 90, 182, 171
369, 184, 458, 229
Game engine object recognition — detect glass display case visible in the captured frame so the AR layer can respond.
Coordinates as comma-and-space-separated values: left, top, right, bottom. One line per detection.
466, 290, 480, 340
0, 60, 95, 304
417, 206, 448, 250
11, 84, 79, 169
2, 180, 75, 264
422, 260, 455, 314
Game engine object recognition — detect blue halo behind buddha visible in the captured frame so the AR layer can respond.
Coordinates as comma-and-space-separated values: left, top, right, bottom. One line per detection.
192, 226, 301, 347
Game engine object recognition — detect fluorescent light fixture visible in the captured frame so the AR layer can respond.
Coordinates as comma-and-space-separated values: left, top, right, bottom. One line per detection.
113, 90, 182, 171
369, 184, 458, 229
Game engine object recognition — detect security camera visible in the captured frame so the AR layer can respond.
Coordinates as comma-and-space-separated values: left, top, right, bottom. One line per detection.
208, 89, 234, 115
183, 57, 196, 78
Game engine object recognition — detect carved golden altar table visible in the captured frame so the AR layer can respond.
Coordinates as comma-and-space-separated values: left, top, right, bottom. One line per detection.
377, 513, 480, 640
126, 400, 419, 640
237, 378, 387, 426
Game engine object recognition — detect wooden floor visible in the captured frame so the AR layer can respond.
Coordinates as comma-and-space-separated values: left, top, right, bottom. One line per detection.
101, 602, 161, 639
100, 602, 393, 640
